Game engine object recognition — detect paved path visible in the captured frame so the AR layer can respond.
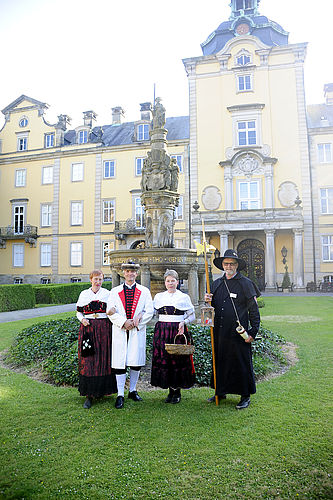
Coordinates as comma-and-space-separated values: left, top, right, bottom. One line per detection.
0, 304, 76, 323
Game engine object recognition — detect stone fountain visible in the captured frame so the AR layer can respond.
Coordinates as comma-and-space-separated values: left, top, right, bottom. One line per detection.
109, 98, 205, 306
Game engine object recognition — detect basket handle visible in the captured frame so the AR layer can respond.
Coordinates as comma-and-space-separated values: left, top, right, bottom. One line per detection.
173, 332, 188, 345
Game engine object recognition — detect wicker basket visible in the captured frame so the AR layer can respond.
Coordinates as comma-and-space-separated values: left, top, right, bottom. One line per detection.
165, 332, 195, 355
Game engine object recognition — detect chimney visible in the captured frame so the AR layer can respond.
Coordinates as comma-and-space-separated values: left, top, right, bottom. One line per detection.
140, 102, 152, 121
83, 110, 97, 127
55, 114, 71, 146
112, 106, 125, 125
324, 83, 333, 105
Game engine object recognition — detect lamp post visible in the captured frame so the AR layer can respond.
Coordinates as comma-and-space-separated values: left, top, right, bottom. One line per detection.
281, 246, 288, 265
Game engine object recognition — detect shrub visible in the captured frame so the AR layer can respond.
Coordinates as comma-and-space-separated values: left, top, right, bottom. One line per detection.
33, 282, 113, 305
0, 284, 36, 312
6, 318, 286, 387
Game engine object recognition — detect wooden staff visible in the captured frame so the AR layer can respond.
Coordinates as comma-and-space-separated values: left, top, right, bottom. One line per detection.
201, 221, 218, 406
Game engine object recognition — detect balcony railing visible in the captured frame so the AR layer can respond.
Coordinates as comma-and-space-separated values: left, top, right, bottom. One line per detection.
0, 225, 38, 247
114, 219, 145, 240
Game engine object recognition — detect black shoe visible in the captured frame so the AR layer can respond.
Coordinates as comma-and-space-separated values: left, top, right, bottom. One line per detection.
83, 397, 92, 409
236, 397, 250, 410
171, 389, 181, 404
165, 388, 174, 403
207, 394, 226, 403
115, 395, 125, 409
128, 390, 143, 401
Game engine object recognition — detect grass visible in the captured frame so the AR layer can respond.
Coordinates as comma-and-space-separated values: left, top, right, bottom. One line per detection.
0, 298, 332, 499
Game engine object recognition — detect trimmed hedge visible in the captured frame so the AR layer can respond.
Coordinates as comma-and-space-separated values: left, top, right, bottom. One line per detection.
33, 282, 113, 305
6, 318, 286, 387
0, 284, 36, 312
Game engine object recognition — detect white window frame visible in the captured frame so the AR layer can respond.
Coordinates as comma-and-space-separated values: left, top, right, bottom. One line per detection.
235, 50, 252, 66
70, 242, 83, 266
322, 235, 333, 262
102, 199, 115, 224
77, 129, 88, 144
71, 201, 83, 226
237, 120, 257, 146
229, 106, 263, 149
41, 203, 52, 227
103, 160, 116, 179
15, 168, 26, 187
102, 241, 114, 266
13, 244, 24, 267
317, 143, 332, 163
135, 157, 145, 176
135, 197, 145, 228
45, 133, 55, 148
40, 243, 52, 267
137, 123, 149, 141
71, 163, 84, 182
320, 187, 333, 214
17, 133, 28, 151
171, 154, 183, 173
19, 117, 28, 128
175, 195, 184, 220
237, 74, 253, 92
237, 179, 261, 210
42, 165, 53, 184
13, 205, 25, 234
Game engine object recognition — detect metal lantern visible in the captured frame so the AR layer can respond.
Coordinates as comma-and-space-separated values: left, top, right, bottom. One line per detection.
200, 305, 215, 327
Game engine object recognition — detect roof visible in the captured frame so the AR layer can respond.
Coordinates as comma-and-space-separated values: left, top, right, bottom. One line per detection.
63, 116, 189, 146
307, 104, 333, 128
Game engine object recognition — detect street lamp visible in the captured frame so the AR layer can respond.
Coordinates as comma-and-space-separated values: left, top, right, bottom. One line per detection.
281, 246, 288, 265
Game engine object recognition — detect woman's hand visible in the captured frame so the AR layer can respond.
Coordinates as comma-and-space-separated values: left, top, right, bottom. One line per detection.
81, 318, 90, 327
178, 321, 185, 334
204, 293, 213, 303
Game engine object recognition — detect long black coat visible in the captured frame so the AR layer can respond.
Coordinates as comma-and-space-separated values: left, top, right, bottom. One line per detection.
211, 272, 260, 396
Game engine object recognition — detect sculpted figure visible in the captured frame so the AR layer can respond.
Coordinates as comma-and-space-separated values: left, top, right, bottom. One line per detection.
152, 97, 166, 129
170, 158, 179, 192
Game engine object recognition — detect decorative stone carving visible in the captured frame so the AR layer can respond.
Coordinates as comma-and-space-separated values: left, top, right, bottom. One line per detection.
233, 153, 263, 178
278, 181, 299, 207
152, 97, 166, 129
201, 186, 222, 211
225, 147, 234, 160
262, 144, 271, 156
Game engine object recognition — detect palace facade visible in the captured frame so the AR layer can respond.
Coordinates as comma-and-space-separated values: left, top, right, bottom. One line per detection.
0, 0, 332, 289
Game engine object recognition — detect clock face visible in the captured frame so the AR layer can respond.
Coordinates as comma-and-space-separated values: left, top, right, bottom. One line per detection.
236, 23, 250, 35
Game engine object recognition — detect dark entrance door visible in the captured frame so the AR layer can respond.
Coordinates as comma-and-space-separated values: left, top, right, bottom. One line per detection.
237, 239, 265, 290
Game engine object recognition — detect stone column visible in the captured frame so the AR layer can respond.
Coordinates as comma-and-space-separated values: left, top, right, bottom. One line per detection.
140, 265, 151, 289
111, 269, 120, 288
188, 264, 199, 307
198, 271, 206, 304
218, 231, 229, 255
224, 167, 233, 210
265, 229, 276, 289
293, 228, 304, 288
264, 165, 274, 208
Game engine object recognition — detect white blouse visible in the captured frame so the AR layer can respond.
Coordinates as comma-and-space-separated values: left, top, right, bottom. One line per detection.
153, 290, 195, 325
76, 287, 110, 323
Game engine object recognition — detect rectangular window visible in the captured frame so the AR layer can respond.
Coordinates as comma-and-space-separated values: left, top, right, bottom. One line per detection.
137, 124, 149, 141
322, 235, 333, 261
238, 75, 252, 91
103, 160, 115, 178
71, 163, 84, 182
40, 243, 51, 267
17, 137, 27, 151
45, 133, 55, 148
135, 197, 145, 228
171, 155, 183, 173
320, 188, 333, 214
135, 158, 144, 176
78, 130, 88, 144
175, 195, 184, 220
238, 121, 257, 146
239, 181, 260, 209
42, 166, 53, 184
13, 244, 24, 267
15, 169, 26, 187
14, 277, 23, 284
102, 200, 115, 224
102, 241, 114, 265
41, 204, 52, 227
70, 242, 83, 266
14, 205, 25, 233
318, 143, 332, 163
237, 54, 251, 66
71, 202, 83, 225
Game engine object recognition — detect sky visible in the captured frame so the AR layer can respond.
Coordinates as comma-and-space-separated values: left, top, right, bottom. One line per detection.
0, 0, 332, 129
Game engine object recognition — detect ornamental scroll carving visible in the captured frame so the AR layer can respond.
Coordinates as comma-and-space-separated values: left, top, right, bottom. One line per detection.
202, 186, 222, 210
278, 182, 299, 208
233, 154, 264, 178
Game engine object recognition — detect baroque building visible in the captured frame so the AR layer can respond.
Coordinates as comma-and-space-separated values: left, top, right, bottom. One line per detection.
0, 0, 332, 289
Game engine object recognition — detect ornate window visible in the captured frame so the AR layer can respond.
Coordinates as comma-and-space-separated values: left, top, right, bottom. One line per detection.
237, 120, 257, 145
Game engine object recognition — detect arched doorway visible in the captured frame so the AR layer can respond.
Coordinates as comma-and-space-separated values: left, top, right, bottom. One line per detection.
237, 239, 265, 290
130, 240, 145, 249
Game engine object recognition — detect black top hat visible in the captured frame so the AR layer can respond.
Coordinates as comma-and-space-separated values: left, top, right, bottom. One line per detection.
121, 260, 140, 271
213, 249, 246, 271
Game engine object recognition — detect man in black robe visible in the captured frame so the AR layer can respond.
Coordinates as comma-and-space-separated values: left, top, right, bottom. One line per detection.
205, 249, 260, 410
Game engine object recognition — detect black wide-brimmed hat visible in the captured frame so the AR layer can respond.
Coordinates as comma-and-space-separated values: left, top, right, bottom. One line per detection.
121, 260, 140, 271
213, 249, 246, 271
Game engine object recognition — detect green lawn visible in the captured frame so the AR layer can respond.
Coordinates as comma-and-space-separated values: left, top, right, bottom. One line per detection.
0, 298, 332, 499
